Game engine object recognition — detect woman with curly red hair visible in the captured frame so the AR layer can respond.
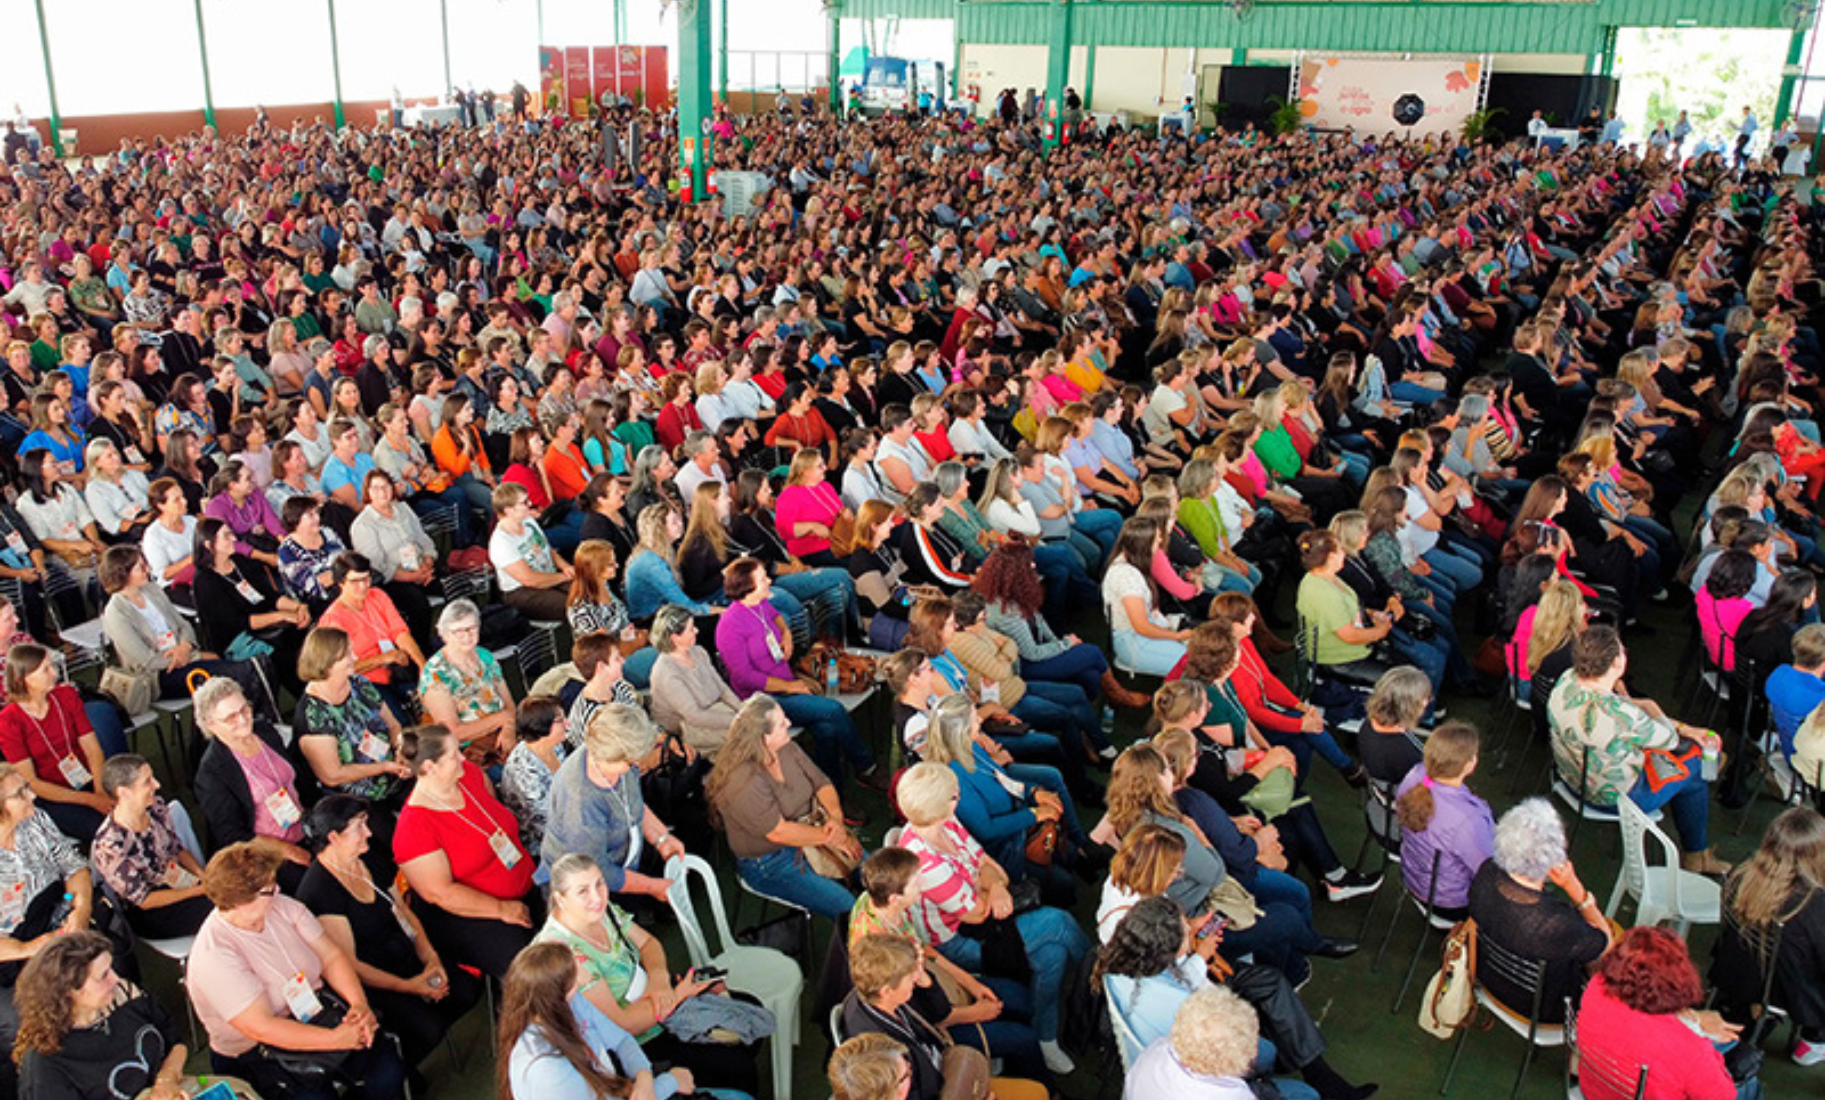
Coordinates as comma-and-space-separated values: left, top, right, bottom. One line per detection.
973, 540, 1144, 711
1575, 925, 1759, 1100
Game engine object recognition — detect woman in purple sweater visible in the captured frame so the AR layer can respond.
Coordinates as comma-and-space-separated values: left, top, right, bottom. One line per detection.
713, 557, 884, 792
1394, 722, 1495, 920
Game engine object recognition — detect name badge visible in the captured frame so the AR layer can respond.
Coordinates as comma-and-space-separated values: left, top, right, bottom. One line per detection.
398, 545, 420, 571
154, 629, 177, 651
487, 829, 521, 869
377, 637, 396, 653
763, 627, 786, 663
57, 755, 92, 790
55, 460, 75, 476
357, 730, 390, 761
281, 972, 324, 1022
980, 680, 1001, 704
234, 579, 262, 604
165, 864, 200, 890
0, 882, 25, 931
125, 445, 146, 465
265, 787, 302, 829
4, 531, 24, 554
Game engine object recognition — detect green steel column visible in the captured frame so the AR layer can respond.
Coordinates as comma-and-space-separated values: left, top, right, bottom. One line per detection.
1776, 25, 1808, 128
30, 0, 60, 156
1043, 0, 1070, 151
613, 0, 626, 44
718, 0, 729, 106
827, 0, 842, 114
1082, 46, 1095, 111
327, 0, 346, 128
193, 0, 217, 129
1598, 25, 1618, 78
535, 0, 544, 45
439, 0, 453, 96
678, 0, 713, 202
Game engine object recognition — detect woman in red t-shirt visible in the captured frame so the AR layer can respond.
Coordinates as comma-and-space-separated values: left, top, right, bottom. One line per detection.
0, 643, 109, 842
394, 724, 540, 978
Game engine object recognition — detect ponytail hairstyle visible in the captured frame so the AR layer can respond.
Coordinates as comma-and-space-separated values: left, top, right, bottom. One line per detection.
1394, 722, 1481, 834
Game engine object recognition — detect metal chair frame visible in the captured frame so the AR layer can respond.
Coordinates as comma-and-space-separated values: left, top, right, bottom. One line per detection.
1440, 933, 1563, 1100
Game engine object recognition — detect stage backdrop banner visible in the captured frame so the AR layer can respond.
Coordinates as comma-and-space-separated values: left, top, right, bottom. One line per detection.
539, 47, 564, 111
592, 47, 616, 104
642, 46, 668, 110
1297, 57, 1481, 135
564, 46, 593, 116
616, 46, 645, 103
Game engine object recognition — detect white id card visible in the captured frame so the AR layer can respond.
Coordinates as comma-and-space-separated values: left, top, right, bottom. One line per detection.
265, 788, 302, 829
358, 729, 390, 761
763, 628, 786, 663
488, 829, 521, 869
377, 637, 396, 653
398, 545, 420, 571
165, 863, 200, 890
57, 756, 92, 790
980, 680, 1001, 704
282, 973, 324, 1022
125, 445, 146, 465
233, 579, 262, 604
4, 531, 24, 554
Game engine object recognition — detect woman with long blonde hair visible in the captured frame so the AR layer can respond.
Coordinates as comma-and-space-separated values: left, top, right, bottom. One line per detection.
1526, 578, 1588, 678
1716, 807, 1825, 1047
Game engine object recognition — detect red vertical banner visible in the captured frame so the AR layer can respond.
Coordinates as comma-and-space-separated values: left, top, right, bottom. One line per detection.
592, 47, 615, 105
539, 47, 564, 114
564, 47, 593, 116
617, 46, 645, 108
643, 46, 669, 111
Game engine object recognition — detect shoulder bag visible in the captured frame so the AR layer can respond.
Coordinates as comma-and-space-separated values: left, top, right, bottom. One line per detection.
1418, 919, 1481, 1039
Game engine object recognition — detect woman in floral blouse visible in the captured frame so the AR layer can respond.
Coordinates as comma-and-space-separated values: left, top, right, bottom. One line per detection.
90, 753, 209, 938
420, 599, 517, 766
498, 697, 570, 855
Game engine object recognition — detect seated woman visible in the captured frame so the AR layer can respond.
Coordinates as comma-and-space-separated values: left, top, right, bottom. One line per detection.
1714, 807, 1825, 1053
727, 469, 856, 645
13, 932, 190, 1100
566, 539, 655, 688
276, 495, 346, 614
844, 499, 915, 651
419, 599, 517, 767
973, 542, 1113, 707
91, 753, 210, 938
535, 853, 767, 1095
951, 591, 1108, 773
0, 642, 111, 841
193, 677, 313, 893
1187, 595, 1338, 758
919, 694, 1085, 905
293, 627, 409, 868
1096, 896, 1372, 1100
201, 460, 286, 573
1579, 927, 1758, 1100
1698, 549, 1759, 673
1547, 625, 1729, 876
680, 481, 830, 649
501, 428, 587, 555
501, 942, 699, 1100
848, 848, 1048, 1085
100, 545, 276, 719
895, 483, 977, 590
840, 934, 1047, 1100
82, 438, 151, 544
1468, 798, 1614, 1025
191, 516, 311, 697
625, 504, 722, 622
350, 469, 438, 642
649, 604, 741, 757
318, 551, 427, 721
186, 841, 407, 1100
393, 723, 543, 979
894, 761, 1091, 1075
1358, 666, 1431, 786
490, 481, 575, 623
1393, 723, 1494, 922
1331, 507, 1457, 695
705, 696, 865, 920
299, 795, 482, 1070
715, 557, 880, 790
1125, 986, 1275, 1100
498, 697, 571, 855
979, 455, 1100, 607
1295, 529, 1396, 686
1103, 517, 1191, 675
776, 447, 852, 569
14, 448, 107, 577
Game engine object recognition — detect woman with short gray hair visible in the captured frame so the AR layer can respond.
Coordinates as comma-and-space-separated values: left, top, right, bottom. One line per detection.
933, 460, 1002, 570
420, 598, 517, 766
1465, 797, 1613, 1024
648, 604, 741, 755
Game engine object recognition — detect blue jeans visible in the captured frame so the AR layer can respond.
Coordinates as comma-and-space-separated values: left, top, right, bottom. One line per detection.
1011, 681, 1099, 775
937, 905, 1092, 1042
1113, 629, 1187, 676
409, 483, 483, 548
1222, 898, 1323, 987
1390, 380, 1444, 405
1261, 722, 1354, 775
1390, 625, 1448, 694
83, 699, 127, 758
541, 506, 587, 556
735, 846, 856, 919
1630, 769, 1710, 853
776, 691, 874, 781
772, 568, 856, 643
1413, 570, 1457, 612
1422, 545, 1483, 594
1407, 599, 1474, 687
1033, 542, 1100, 621
1022, 645, 1108, 704
1251, 868, 1316, 930
1336, 450, 1370, 489
952, 976, 1045, 1084
1071, 508, 1122, 562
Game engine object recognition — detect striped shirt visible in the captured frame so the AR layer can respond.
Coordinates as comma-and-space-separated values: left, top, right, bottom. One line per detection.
899, 820, 985, 945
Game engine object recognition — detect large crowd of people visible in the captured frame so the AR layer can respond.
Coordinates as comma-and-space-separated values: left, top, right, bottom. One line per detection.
0, 87, 1815, 1100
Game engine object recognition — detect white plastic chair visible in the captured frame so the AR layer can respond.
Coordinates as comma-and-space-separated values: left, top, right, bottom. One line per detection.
664, 854, 803, 1100
1604, 796, 1721, 935
1107, 993, 1146, 1073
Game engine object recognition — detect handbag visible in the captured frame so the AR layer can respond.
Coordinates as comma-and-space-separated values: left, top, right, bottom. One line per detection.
1024, 819, 1059, 867
225, 631, 275, 662
1239, 766, 1307, 820
256, 990, 352, 1078
100, 666, 155, 715
1419, 919, 1480, 1039
796, 805, 863, 880
1205, 877, 1262, 932
1642, 740, 1705, 794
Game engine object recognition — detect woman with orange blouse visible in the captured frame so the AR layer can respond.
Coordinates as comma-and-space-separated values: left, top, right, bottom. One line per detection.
540, 410, 593, 502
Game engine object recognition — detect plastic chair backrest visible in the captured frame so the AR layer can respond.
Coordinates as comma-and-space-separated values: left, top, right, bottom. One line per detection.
1106, 988, 1145, 1073
1364, 778, 1401, 852
1618, 795, 1684, 913
663, 853, 736, 968
829, 1003, 845, 1046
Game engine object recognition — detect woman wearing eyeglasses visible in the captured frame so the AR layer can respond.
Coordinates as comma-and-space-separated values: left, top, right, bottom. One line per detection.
187, 841, 408, 1100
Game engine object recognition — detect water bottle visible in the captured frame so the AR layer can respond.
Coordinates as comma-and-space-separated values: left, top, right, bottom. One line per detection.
1701, 742, 1720, 783
826, 655, 840, 697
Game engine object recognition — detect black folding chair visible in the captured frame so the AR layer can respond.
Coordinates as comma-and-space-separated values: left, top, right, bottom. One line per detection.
1440, 932, 1565, 1100
1564, 996, 1649, 1100
1376, 848, 1456, 1014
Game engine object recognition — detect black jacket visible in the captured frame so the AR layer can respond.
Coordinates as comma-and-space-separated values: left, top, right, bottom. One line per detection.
195, 718, 303, 851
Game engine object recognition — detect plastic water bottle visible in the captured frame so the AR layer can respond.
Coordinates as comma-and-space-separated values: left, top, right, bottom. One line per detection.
1701, 742, 1720, 783
826, 655, 840, 696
